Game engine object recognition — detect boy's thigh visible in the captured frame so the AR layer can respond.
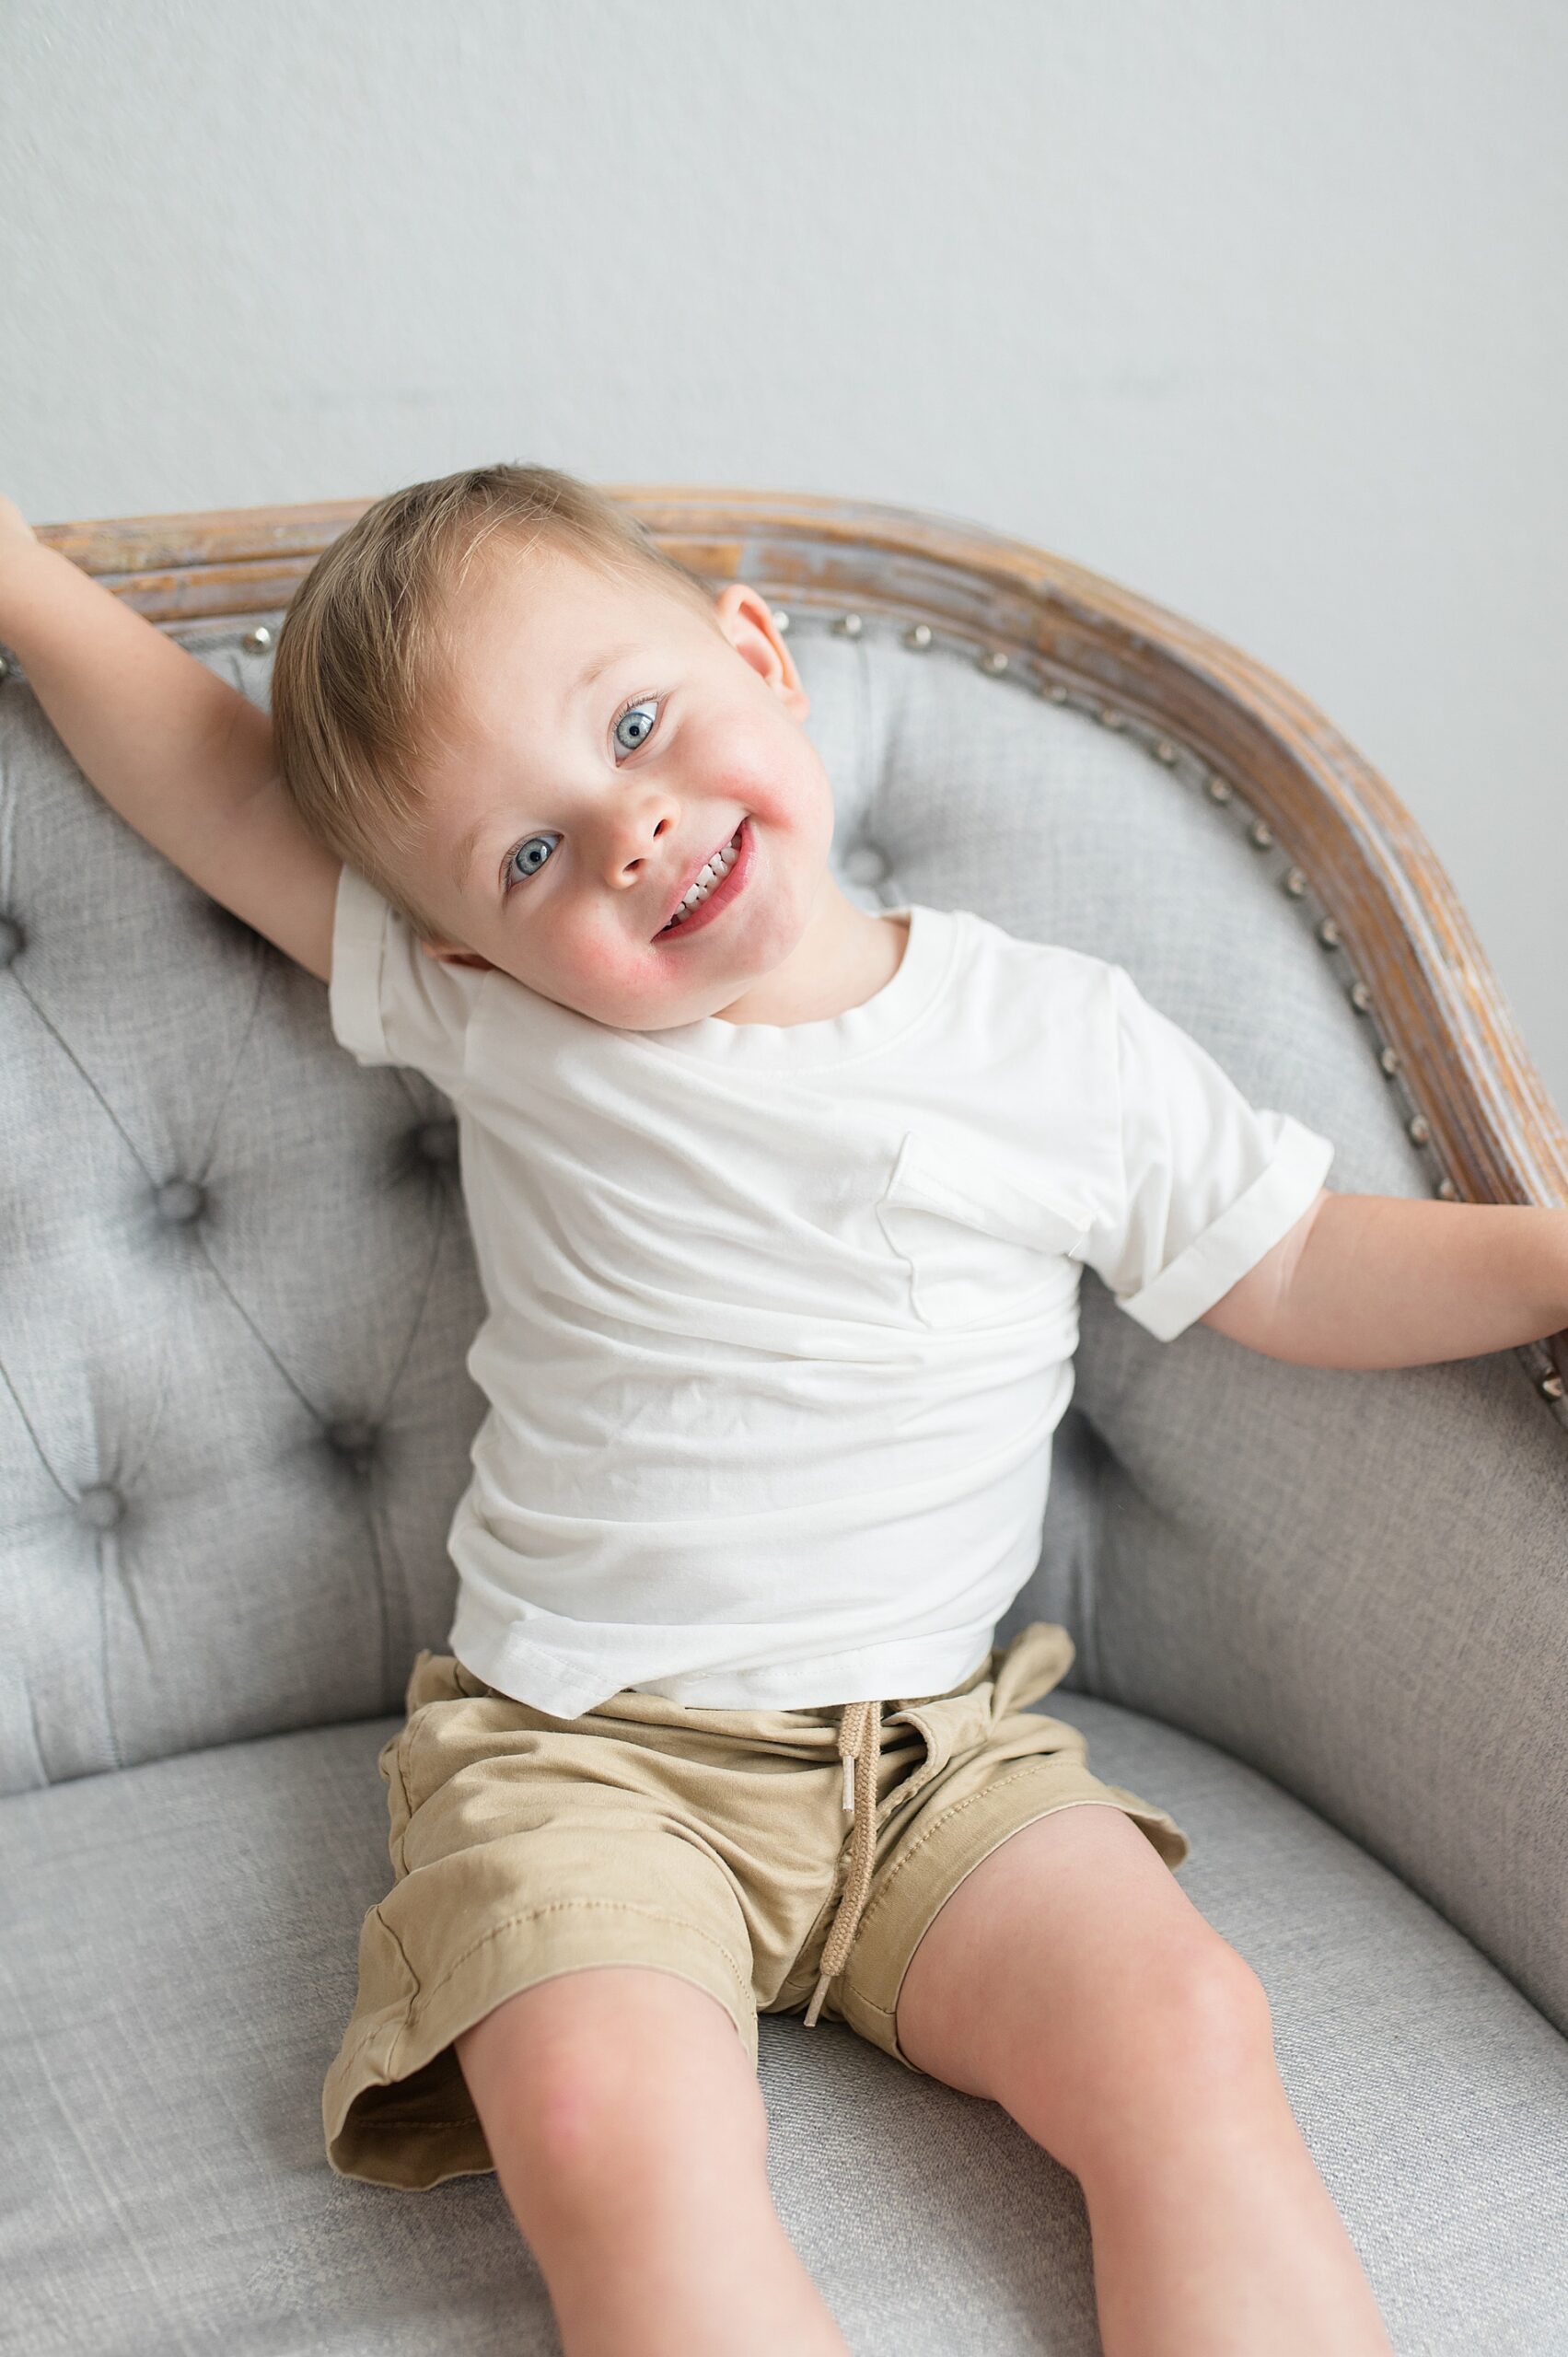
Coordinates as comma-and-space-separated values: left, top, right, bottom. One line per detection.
831, 1724, 1191, 2076
889, 1801, 1269, 2134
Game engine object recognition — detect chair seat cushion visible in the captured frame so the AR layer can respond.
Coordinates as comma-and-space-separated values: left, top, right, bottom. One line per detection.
4, 1689, 1564, 2356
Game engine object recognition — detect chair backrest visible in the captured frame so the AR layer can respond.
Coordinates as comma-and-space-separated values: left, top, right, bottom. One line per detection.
3, 493, 1562, 1852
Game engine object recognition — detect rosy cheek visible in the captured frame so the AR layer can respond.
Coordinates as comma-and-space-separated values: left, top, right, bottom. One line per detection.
585, 932, 658, 998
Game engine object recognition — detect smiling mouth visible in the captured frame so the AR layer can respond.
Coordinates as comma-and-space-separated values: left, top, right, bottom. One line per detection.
654, 819, 749, 938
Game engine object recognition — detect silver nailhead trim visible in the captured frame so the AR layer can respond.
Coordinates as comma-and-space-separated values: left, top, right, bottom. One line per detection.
1048, 683, 1069, 702
1408, 1116, 1431, 1144
1318, 919, 1341, 946
1283, 868, 1307, 896
773, 610, 790, 634
1098, 704, 1123, 728
1249, 820, 1273, 848
904, 623, 932, 650
1350, 982, 1373, 1011
1543, 1374, 1565, 1400
0, 654, 11, 679
1204, 775, 1232, 801
834, 613, 864, 638
1437, 1179, 1459, 1201
1155, 738, 1177, 762
979, 649, 1008, 674
242, 625, 273, 652
1380, 1047, 1401, 1074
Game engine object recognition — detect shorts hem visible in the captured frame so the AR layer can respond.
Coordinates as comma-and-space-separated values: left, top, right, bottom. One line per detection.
323, 1898, 759, 2191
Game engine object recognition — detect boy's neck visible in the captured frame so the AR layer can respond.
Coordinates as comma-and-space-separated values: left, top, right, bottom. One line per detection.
713, 897, 910, 1028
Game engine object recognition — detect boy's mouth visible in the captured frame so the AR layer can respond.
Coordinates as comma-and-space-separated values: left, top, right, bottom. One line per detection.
653, 819, 751, 941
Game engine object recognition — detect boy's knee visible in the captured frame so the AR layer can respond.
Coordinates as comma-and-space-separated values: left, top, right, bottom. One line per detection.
1144, 1935, 1275, 2073
1003, 1933, 1275, 2173
457, 1968, 768, 2188
1080, 1935, 1278, 2138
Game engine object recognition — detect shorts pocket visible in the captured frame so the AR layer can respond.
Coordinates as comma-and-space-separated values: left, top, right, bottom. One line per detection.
875, 1127, 1093, 1329
379, 1725, 417, 1874
381, 1661, 491, 1870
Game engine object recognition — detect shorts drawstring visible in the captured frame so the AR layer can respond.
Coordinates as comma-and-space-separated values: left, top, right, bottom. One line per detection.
804, 1697, 883, 2028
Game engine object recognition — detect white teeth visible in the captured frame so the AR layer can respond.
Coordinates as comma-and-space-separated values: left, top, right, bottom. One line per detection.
665, 829, 741, 927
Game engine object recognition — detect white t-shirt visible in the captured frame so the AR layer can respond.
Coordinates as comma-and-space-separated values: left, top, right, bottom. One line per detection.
329, 865, 1335, 1718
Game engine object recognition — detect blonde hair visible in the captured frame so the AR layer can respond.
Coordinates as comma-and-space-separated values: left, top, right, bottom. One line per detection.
270, 462, 716, 941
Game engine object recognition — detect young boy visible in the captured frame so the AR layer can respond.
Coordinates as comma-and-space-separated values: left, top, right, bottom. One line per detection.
6, 467, 1563, 2357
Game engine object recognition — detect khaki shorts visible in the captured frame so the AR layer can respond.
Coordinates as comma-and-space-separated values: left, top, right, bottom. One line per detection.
323, 1619, 1190, 2189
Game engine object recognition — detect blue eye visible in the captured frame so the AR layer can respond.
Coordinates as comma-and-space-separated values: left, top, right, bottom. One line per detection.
505, 832, 559, 892
614, 697, 660, 755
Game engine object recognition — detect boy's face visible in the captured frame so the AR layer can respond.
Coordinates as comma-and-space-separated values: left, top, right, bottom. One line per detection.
404, 544, 841, 1031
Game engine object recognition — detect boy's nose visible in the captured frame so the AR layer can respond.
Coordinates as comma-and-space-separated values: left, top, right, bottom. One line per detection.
600, 798, 679, 881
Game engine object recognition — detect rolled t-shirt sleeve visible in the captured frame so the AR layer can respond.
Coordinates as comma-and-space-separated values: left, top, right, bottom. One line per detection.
1079, 963, 1336, 1342
327, 860, 485, 1097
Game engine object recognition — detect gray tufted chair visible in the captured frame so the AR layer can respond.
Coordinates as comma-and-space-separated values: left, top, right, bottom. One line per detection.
3, 493, 1566, 2356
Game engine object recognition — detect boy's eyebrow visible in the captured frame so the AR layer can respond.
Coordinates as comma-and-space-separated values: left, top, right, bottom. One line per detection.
564, 640, 640, 712
448, 641, 642, 889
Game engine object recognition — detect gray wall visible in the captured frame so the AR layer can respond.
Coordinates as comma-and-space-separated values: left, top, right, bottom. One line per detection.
6, 0, 1565, 1121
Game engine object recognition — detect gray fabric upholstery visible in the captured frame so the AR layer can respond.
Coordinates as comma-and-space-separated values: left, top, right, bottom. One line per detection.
2, 610, 1564, 2353
7, 1693, 1567, 2355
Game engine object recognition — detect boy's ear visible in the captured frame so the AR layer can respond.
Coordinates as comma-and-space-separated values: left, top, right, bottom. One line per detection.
712, 583, 809, 719
419, 937, 496, 970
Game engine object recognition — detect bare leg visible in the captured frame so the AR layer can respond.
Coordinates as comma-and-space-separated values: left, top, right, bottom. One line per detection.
897, 1803, 1396, 2356
454, 1965, 849, 2357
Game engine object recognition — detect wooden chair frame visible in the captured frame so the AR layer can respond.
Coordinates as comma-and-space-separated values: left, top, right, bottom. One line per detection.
29, 489, 1568, 1415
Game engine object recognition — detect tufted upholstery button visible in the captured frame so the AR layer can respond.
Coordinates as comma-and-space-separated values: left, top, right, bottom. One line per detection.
156, 1178, 206, 1224
78, 1485, 123, 1530
0, 915, 24, 967
842, 843, 889, 887
327, 1418, 377, 1465
414, 1118, 459, 1167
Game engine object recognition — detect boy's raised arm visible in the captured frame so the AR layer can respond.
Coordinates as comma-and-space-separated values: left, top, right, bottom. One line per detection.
0, 494, 278, 845
0, 497, 341, 984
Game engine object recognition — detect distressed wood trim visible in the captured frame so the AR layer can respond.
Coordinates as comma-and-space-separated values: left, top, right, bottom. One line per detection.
29, 489, 1567, 1402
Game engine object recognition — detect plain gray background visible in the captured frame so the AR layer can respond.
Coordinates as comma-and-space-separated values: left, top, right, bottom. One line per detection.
5, 0, 1564, 1120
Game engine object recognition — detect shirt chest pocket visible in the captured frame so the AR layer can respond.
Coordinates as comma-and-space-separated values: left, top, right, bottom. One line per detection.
874, 1128, 1094, 1329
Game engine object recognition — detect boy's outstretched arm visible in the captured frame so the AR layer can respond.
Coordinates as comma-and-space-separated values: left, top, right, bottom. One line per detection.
0, 496, 277, 830
1202, 1187, 1568, 1370
0, 497, 340, 982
